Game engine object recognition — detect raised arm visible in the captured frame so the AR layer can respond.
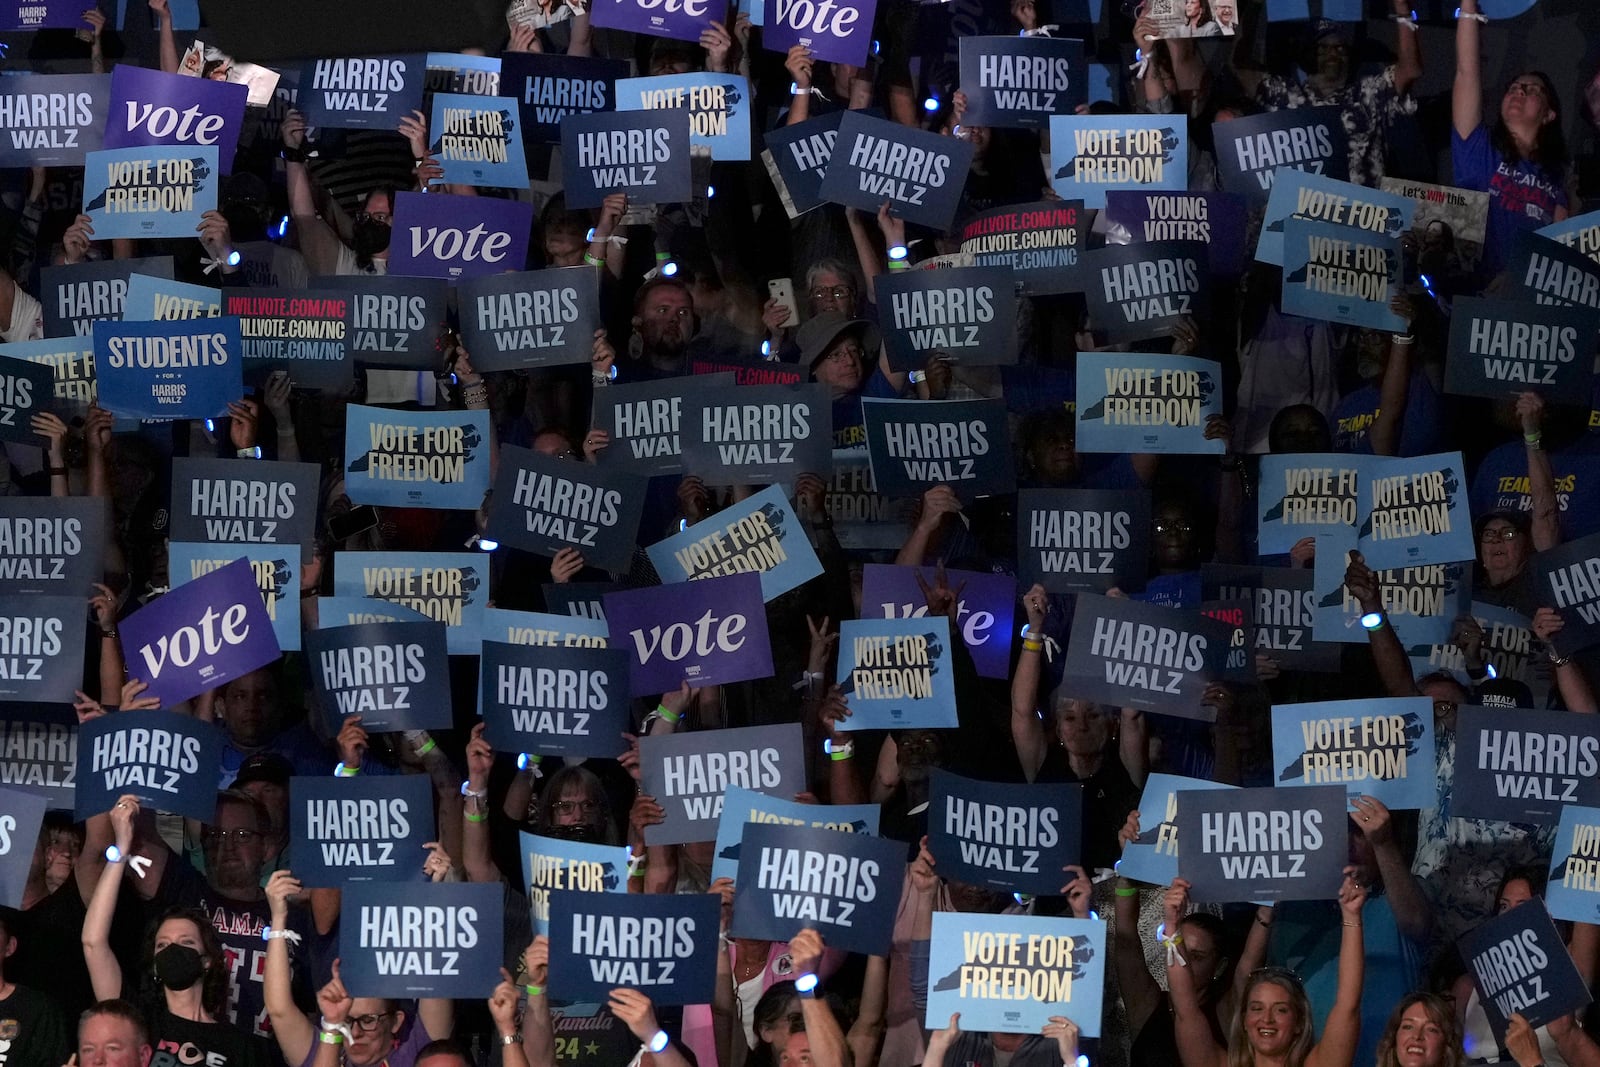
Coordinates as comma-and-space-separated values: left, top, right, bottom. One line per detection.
461, 723, 501, 885
1354, 796, 1432, 943
1346, 553, 1420, 697
264, 870, 315, 1067
1369, 301, 1417, 457
788, 930, 849, 1067
1535, 608, 1599, 713
1164, 879, 1228, 1067
1389, 0, 1423, 95
280, 110, 348, 276
1306, 874, 1368, 1067
1453, 0, 1484, 139
1011, 585, 1050, 781
1518, 392, 1561, 551
82, 796, 140, 1002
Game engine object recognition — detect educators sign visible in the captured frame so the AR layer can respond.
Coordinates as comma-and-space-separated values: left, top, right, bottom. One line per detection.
730, 822, 905, 955
479, 642, 630, 759
836, 616, 957, 730
344, 406, 491, 512
928, 770, 1080, 895
639, 723, 805, 845
289, 774, 433, 887
82, 145, 217, 240
862, 397, 1014, 499
877, 265, 1017, 371
1270, 697, 1434, 811
1177, 784, 1348, 903
456, 267, 601, 371
1075, 353, 1222, 454
1016, 488, 1150, 595
1452, 705, 1600, 825
340, 882, 502, 998
548, 890, 719, 1006
819, 111, 974, 232
926, 912, 1105, 1036
74, 711, 222, 821
561, 109, 693, 210
1047, 114, 1186, 210
606, 573, 773, 695
92, 317, 243, 422
484, 445, 644, 572
1281, 217, 1405, 332
1060, 594, 1230, 719
647, 484, 823, 602
1445, 296, 1597, 401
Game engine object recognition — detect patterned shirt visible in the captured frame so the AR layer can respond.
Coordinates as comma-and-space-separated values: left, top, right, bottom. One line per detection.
1256, 65, 1417, 187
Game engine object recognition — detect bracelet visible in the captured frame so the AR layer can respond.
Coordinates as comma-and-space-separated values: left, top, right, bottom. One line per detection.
334, 762, 360, 777
412, 737, 437, 757
501, 1034, 523, 1046
1525, 431, 1543, 448
1114, 886, 1139, 898
1455, 6, 1487, 21
280, 145, 308, 163
627, 850, 648, 875
1022, 638, 1044, 653
461, 781, 487, 800
886, 259, 909, 271
101, 628, 117, 639
583, 252, 605, 267
462, 382, 489, 407
465, 811, 488, 823
828, 740, 855, 761
656, 703, 681, 723
1551, 651, 1572, 668
525, 984, 545, 997
1391, 333, 1415, 345
236, 446, 262, 459
319, 1032, 343, 1046
1342, 920, 1362, 928
1390, 11, 1417, 29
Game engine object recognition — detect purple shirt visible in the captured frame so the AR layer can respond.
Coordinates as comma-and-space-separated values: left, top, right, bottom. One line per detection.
298, 1019, 431, 1067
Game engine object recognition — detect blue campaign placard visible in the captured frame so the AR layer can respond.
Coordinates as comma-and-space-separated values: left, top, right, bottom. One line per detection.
646, 484, 823, 603
680, 382, 832, 487
289, 774, 434, 888
877, 265, 1019, 371
456, 266, 602, 372
339, 882, 503, 998
119, 559, 280, 707
1452, 706, 1600, 826
548, 890, 720, 1007
0, 356, 55, 447
0, 337, 95, 414
167, 542, 301, 652
1445, 296, 1599, 402
1311, 532, 1470, 647
1075, 353, 1223, 455
763, 111, 844, 219
483, 444, 646, 573
604, 573, 774, 696
0, 599, 82, 704
862, 397, 1015, 500
1356, 452, 1475, 570
222, 288, 354, 393
616, 73, 751, 161
1061, 595, 1232, 720
561, 109, 694, 210
334, 552, 489, 656
926, 912, 1105, 1037
640, 724, 807, 846
1533, 531, 1600, 657
82, 145, 218, 240
387, 192, 534, 281
122, 274, 221, 322
75, 710, 224, 821
0, 788, 46, 908
1257, 453, 1369, 555
0, 497, 107, 599
1282, 217, 1406, 332
818, 111, 974, 232
1463, 900, 1592, 1039
170, 456, 320, 547
1406, 601, 1546, 704
1507, 232, 1600, 315
1081, 240, 1207, 344
1200, 564, 1341, 674
1269, 697, 1434, 811
956, 200, 1087, 296
0, 0, 85, 30
859, 564, 1015, 680
497, 53, 628, 146
959, 36, 1086, 129
520, 831, 631, 936
1015, 487, 1151, 595
0, 73, 109, 167
0, 706, 76, 813
729, 822, 905, 956
928, 769, 1081, 895
1265, 0, 1364, 18
1540, 211, 1600, 266
1117, 772, 1238, 887
1213, 106, 1348, 205
1546, 805, 1600, 924
344, 406, 492, 512
314, 597, 434, 628
297, 54, 427, 130
1047, 114, 1186, 210
1102, 191, 1247, 276
428, 92, 528, 188
1257, 171, 1413, 267
479, 642, 631, 759
482, 607, 607, 647
1177, 784, 1349, 903
710, 785, 880, 884
93, 317, 243, 422
42, 255, 173, 339
102, 65, 246, 174
836, 616, 957, 730
426, 52, 502, 95
590, 0, 723, 43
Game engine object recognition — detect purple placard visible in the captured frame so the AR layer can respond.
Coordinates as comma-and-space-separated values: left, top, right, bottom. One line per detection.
119, 558, 282, 707
589, 0, 726, 45
604, 573, 774, 696
1103, 190, 1248, 277
0, 0, 84, 30
103, 64, 247, 175
386, 191, 533, 280
859, 564, 1015, 680
763, 0, 877, 66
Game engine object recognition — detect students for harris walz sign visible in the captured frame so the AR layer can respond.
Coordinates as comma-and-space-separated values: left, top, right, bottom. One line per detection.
604, 572, 774, 695
761, 0, 876, 65
0, 788, 45, 908
711, 785, 880, 884
482, 607, 607, 648
333, 552, 487, 656
548, 890, 719, 1006
1176, 784, 1349, 903
344, 406, 492, 513
1311, 536, 1470, 646
497, 53, 627, 146
102, 64, 246, 173
167, 541, 301, 652
957, 200, 1086, 296
1257, 170, 1412, 268
339, 882, 503, 998
122, 275, 221, 322
289, 774, 433, 888
1074, 353, 1222, 456
170, 457, 320, 547
1533, 531, 1600, 657
0, 497, 106, 599
1452, 705, 1600, 825
81, 144, 217, 242
647, 484, 823, 602
73, 710, 222, 821
1541, 211, 1600, 267
1281, 218, 1405, 333
304, 620, 452, 733
1213, 107, 1347, 205
485, 444, 646, 570
1046, 114, 1186, 210
1445, 296, 1599, 401
1015, 487, 1151, 595
925, 912, 1105, 1037
860, 564, 1014, 680
616, 73, 751, 161
426, 92, 528, 188
0, 73, 108, 167
861, 397, 1014, 500
1256, 453, 1368, 555
1462, 900, 1593, 1038
817, 112, 974, 232
479, 642, 629, 760
639, 723, 806, 845
1117, 773, 1238, 888
590, 373, 736, 477
560, 109, 694, 210
836, 616, 957, 730
1081, 240, 1207, 344
92, 317, 242, 422
295, 54, 427, 131
876, 265, 1018, 372
220, 288, 352, 392
1269, 697, 1434, 811
1200, 563, 1340, 673
680, 382, 832, 486
1545, 804, 1600, 923
927, 769, 1081, 896
385, 192, 534, 281
729, 822, 905, 955
0, 356, 54, 447
1060, 594, 1231, 719
456, 267, 602, 372
521, 831, 631, 935
1507, 232, 1600, 314
41, 256, 174, 339
1102, 191, 1248, 277
762, 111, 843, 219
1354, 452, 1475, 570
311, 275, 448, 372
0, 596, 83, 704
957, 36, 1087, 129
0, 705, 77, 811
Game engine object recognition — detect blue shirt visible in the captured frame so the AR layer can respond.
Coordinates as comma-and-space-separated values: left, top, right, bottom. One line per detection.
1452, 124, 1567, 277
1332, 369, 1444, 457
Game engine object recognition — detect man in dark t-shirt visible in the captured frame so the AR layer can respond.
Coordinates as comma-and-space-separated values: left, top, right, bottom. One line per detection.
0, 909, 70, 1067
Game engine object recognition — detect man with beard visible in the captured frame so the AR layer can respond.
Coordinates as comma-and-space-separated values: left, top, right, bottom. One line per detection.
622, 277, 704, 381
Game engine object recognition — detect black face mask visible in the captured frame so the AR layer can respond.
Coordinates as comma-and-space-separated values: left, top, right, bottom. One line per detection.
351, 218, 392, 258
222, 202, 268, 243
153, 944, 206, 990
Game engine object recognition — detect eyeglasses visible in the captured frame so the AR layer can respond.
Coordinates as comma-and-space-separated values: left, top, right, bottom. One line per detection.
551, 799, 601, 817
354, 211, 391, 225
201, 828, 263, 847
1433, 699, 1458, 718
809, 286, 855, 302
1507, 82, 1547, 98
1479, 527, 1521, 544
349, 1013, 395, 1033
822, 344, 863, 365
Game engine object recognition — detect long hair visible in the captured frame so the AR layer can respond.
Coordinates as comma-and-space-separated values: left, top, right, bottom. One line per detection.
1489, 71, 1569, 172
531, 765, 617, 844
1374, 993, 1464, 1067
1227, 971, 1315, 1067
141, 907, 230, 1022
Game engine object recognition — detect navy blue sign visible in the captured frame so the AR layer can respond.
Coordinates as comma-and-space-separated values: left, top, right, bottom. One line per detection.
222, 289, 353, 392
1507, 232, 1600, 314
860, 564, 1015, 680
862, 397, 1014, 500
0, 357, 54, 447
315, 275, 448, 372
0, 497, 105, 599
1081, 240, 1206, 343
0, 596, 82, 705
548, 890, 719, 1006
121, 560, 279, 707
561, 109, 694, 210
1452, 705, 1600, 825
1213, 107, 1348, 205
75, 710, 223, 821
0, 73, 108, 167
103, 64, 246, 174
1446, 296, 1599, 402
170, 457, 320, 547
639, 723, 806, 846
819, 112, 974, 232
42, 256, 174, 339
1463, 900, 1592, 1039
959, 36, 1086, 128
0, 788, 45, 908
680, 383, 833, 485
957, 200, 1086, 296
928, 769, 1080, 895
1061, 594, 1231, 720
763, 112, 842, 219
480, 642, 631, 759
498, 53, 627, 145
1200, 564, 1340, 673
289, 774, 433, 887
1176, 784, 1349, 903
877, 266, 1017, 371
340, 882, 503, 998
297, 54, 427, 131
387, 192, 534, 282
0, 0, 84, 29
0, 706, 77, 810
457, 267, 602, 372
305, 620, 452, 734
484, 444, 645, 573
605, 573, 774, 696
1015, 487, 1150, 595
591, 373, 736, 478
1533, 531, 1600, 656
730, 822, 906, 955
93, 317, 243, 422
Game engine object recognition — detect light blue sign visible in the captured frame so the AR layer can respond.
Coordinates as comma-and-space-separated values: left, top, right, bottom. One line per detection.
168, 541, 301, 652
1258, 170, 1413, 267
926, 911, 1105, 1036
314, 596, 433, 628
482, 608, 607, 647
0, 337, 95, 414
646, 484, 822, 602
836, 616, 957, 729
1539, 211, 1600, 266
1547, 804, 1600, 924
343, 405, 492, 511
428, 92, 529, 188
1117, 772, 1238, 888
1048, 114, 1186, 210
616, 73, 751, 161
122, 274, 221, 322
93, 317, 242, 421
82, 144, 218, 240
1282, 217, 1405, 332
334, 551, 488, 655
1257, 453, 1371, 556
519, 830, 631, 936
1312, 530, 1472, 646
1075, 352, 1223, 455
1270, 697, 1434, 811
711, 785, 880, 884
1355, 451, 1475, 570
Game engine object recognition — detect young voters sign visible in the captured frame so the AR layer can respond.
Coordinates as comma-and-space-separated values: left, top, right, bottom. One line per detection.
1048, 114, 1186, 209
548, 890, 719, 1006
1270, 697, 1434, 811
1015, 487, 1151, 595
1103, 191, 1247, 276
92, 317, 243, 422
606, 573, 773, 695
639, 723, 806, 845
819, 112, 973, 232
1213, 106, 1348, 205
82, 145, 218, 240
926, 912, 1105, 1037
296, 54, 427, 130
862, 397, 1014, 500
1546, 804, 1600, 923
1117, 773, 1238, 888
521, 831, 631, 936
1445, 296, 1598, 402
103, 64, 246, 173
836, 616, 957, 730
730, 822, 905, 955
289, 774, 433, 887
456, 267, 602, 371
876, 265, 1018, 371
1452, 705, 1600, 825
617, 73, 751, 161
1075, 353, 1222, 455
1177, 784, 1349, 903
304, 621, 452, 734
485, 445, 645, 572
344, 406, 491, 512
958, 37, 1086, 129
561, 109, 694, 209
479, 642, 630, 760
1061, 594, 1231, 719
711, 785, 880, 884
1462, 900, 1591, 1039
1281, 217, 1405, 332
647, 484, 823, 602
340, 882, 502, 999
74, 711, 223, 821
1356, 452, 1475, 570
928, 770, 1080, 895
860, 564, 1014, 679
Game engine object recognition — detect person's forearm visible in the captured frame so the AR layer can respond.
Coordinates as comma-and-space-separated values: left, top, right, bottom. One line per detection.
1235, 909, 1273, 1002
786, 90, 811, 126
1374, 844, 1432, 942
522, 992, 555, 1067
98, 630, 123, 704
1556, 660, 1599, 714
1369, 336, 1412, 457
1119, 711, 1149, 787
895, 518, 943, 567
1011, 645, 1045, 781
1453, 0, 1483, 136
799, 995, 849, 1067
503, 768, 534, 820
81, 852, 124, 1000
567, 10, 592, 56
157, 13, 178, 74
265, 937, 314, 1066
1332, 916, 1366, 1018
312, 1030, 344, 1067
1364, 611, 1419, 696
1393, 7, 1423, 91
1526, 441, 1561, 551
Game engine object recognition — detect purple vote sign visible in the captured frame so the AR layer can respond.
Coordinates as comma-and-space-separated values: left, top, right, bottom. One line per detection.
386, 192, 533, 280
103, 64, 247, 174
589, 0, 726, 45
763, 0, 877, 66
604, 573, 774, 696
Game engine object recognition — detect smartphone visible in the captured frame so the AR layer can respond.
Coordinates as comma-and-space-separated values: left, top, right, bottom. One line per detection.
768, 278, 800, 323
327, 505, 379, 542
